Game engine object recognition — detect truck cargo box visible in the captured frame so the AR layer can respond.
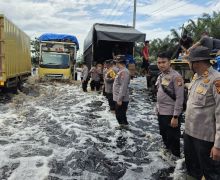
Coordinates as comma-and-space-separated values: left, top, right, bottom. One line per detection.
83, 23, 146, 69
0, 14, 31, 89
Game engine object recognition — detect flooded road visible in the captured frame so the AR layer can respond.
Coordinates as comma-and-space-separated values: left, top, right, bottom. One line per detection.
0, 77, 186, 180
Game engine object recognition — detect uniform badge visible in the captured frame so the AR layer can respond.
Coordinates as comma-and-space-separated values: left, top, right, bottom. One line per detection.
162, 79, 169, 86
214, 80, 220, 94
203, 71, 209, 77
196, 85, 208, 95
165, 76, 171, 81
192, 74, 197, 81
176, 77, 183, 86
196, 86, 204, 94
203, 78, 210, 83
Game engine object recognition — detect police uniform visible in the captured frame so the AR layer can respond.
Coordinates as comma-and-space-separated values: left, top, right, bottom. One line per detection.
113, 56, 130, 126
90, 66, 101, 91
184, 46, 220, 179
81, 65, 89, 92
156, 68, 184, 157
104, 65, 117, 110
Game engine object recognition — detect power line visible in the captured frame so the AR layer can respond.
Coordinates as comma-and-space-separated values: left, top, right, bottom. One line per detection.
111, 1, 132, 25
147, 1, 183, 16
107, 0, 123, 22
148, 0, 199, 17
109, 0, 129, 23
109, 0, 128, 23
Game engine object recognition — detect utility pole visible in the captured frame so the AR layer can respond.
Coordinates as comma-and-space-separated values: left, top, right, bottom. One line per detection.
133, 0, 137, 28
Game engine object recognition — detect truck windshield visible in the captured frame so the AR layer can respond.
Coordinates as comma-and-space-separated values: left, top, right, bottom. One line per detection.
40, 52, 70, 68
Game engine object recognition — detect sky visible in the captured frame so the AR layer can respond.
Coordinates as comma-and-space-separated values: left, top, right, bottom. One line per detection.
0, 0, 220, 54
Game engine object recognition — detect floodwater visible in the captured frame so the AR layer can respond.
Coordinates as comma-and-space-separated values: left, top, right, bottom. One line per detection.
0, 77, 186, 180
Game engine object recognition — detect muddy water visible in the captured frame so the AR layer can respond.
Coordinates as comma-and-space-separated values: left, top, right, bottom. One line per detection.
0, 77, 185, 180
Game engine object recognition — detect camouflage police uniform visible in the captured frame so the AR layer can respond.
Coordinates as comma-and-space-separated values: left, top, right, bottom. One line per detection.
184, 46, 220, 179
81, 65, 89, 92
113, 56, 130, 126
156, 68, 184, 157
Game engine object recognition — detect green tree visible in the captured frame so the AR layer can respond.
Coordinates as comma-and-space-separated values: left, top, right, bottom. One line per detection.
149, 11, 220, 61
31, 37, 40, 65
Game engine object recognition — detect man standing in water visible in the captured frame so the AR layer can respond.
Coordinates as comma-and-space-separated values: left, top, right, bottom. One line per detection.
184, 46, 220, 179
81, 62, 89, 92
113, 55, 130, 129
156, 51, 184, 157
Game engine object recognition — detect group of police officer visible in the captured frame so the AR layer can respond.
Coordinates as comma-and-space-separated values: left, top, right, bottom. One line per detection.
81, 55, 131, 129
81, 46, 220, 179
156, 46, 220, 179
103, 55, 131, 129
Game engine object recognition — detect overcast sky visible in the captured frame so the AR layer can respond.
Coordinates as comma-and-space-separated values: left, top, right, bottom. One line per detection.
0, 0, 220, 54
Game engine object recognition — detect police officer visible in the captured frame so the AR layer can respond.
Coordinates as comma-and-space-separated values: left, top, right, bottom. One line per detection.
156, 51, 184, 157
184, 46, 220, 180
104, 60, 117, 111
89, 63, 101, 91
113, 55, 130, 129
81, 62, 89, 92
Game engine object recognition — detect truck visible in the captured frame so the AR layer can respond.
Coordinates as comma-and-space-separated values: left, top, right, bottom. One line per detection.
83, 23, 146, 75
38, 33, 79, 80
0, 14, 31, 91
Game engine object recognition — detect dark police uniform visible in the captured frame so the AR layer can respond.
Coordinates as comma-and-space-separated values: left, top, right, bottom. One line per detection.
156, 68, 184, 157
184, 46, 220, 179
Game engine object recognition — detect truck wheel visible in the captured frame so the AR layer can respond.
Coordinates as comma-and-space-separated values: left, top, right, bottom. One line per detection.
9, 86, 18, 94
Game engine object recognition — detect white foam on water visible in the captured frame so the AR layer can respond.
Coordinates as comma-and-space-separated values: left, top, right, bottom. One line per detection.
0, 77, 185, 179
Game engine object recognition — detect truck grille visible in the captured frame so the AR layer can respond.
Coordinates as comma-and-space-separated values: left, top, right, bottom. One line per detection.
45, 74, 63, 79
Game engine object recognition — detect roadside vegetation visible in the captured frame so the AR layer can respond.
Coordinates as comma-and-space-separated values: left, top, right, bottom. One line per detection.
135, 11, 220, 64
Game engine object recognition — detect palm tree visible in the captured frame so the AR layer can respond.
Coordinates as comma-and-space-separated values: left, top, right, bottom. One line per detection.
209, 11, 220, 38
170, 28, 180, 44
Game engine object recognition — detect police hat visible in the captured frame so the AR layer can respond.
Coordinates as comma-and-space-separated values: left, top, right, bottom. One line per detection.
105, 59, 113, 64
114, 55, 126, 64
188, 46, 211, 62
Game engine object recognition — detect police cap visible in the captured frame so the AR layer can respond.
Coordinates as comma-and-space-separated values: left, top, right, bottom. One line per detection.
105, 59, 113, 64
114, 55, 126, 64
188, 46, 211, 62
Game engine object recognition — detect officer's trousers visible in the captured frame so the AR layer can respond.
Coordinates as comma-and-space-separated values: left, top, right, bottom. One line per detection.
115, 101, 129, 125
106, 93, 115, 110
158, 115, 181, 157
184, 134, 220, 180
81, 77, 89, 92
90, 80, 101, 91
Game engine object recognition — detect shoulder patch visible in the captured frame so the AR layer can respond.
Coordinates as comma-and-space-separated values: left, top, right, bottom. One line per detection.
214, 80, 220, 94
175, 77, 183, 86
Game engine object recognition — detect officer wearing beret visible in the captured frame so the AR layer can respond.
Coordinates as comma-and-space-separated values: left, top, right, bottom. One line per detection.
113, 55, 130, 129
156, 51, 184, 157
184, 46, 220, 179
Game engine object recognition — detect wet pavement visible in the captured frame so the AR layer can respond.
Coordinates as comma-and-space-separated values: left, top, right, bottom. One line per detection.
0, 77, 186, 180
